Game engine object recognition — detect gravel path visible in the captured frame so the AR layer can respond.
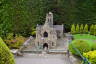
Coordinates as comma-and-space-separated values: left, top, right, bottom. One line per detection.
15, 53, 72, 64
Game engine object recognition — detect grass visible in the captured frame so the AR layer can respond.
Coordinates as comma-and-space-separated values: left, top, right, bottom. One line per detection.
73, 34, 96, 40
73, 34, 96, 47
72, 34, 96, 63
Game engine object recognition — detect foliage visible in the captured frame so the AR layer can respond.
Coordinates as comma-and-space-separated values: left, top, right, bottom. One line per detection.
83, 50, 96, 64
83, 24, 88, 34
0, 0, 13, 38
73, 34, 96, 50
94, 25, 96, 36
69, 40, 91, 56
75, 24, 79, 34
71, 24, 96, 35
71, 24, 75, 34
31, 27, 36, 36
31, 31, 36, 36
0, 37, 15, 64
5, 35, 26, 49
90, 25, 94, 35
0, 0, 96, 37
6, 33, 14, 40
80, 24, 84, 34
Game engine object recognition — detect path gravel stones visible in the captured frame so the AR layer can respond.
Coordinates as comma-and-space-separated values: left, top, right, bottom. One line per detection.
15, 53, 72, 64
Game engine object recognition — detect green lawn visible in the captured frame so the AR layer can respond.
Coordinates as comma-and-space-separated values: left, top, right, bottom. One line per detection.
73, 34, 96, 40
73, 34, 96, 47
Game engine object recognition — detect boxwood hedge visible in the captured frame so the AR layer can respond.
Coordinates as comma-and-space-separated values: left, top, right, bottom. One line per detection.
0, 37, 15, 64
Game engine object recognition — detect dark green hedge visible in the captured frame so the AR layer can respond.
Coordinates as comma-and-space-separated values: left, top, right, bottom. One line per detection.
0, 37, 15, 64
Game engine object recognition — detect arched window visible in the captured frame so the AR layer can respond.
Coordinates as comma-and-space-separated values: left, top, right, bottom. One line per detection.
43, 31, 48, 37
52, 42, 54, 46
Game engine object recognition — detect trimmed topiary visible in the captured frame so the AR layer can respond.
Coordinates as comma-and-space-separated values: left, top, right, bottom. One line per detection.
84, 24, 88, 34
0, 37, 15, 64
80, 24, 84, 34
94, 25, 96, 36
71, 24, 76, 34
75, 24, 80, 34
69, 40, 91, 56
90, 25, 94, 35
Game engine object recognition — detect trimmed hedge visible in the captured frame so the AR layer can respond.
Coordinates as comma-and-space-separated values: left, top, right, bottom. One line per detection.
69, 40, 91, 56
0, 37, 15, 64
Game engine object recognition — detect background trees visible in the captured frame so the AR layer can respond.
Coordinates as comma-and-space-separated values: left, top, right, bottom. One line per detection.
0, 0, 96, 37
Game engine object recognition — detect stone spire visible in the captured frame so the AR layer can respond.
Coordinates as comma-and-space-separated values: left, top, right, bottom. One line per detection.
45, 12, 53, 26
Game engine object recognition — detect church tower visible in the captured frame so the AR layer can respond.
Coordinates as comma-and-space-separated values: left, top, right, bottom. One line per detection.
45, 12, 53, 26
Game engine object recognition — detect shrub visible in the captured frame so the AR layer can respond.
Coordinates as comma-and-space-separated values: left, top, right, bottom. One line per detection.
71, 24, 75, 34
75, 24, 79, 34
6, 33, 14, 40
84, 24, 88, 34
80, 24, 84, 34
90, 25, 94, 35
0, 37, 15, 64
69, 40, 91, 56
5, 35, 26, 49
94, 25, 96, 36
31, 27, 36, 37
31, 31, 36, 37
83, 50, 96, 64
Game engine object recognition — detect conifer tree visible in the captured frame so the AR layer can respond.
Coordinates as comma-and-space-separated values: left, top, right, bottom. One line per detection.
71, 24, 75, 34
94, 25, 96, 36
90, 25, 94, 35
80, 24, 84, 34
84, 24, 88, 34
76, 24, 79, 34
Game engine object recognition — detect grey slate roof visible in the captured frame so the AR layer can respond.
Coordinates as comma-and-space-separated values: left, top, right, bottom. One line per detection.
53, 25, 63, 31
37, 25, 63, 31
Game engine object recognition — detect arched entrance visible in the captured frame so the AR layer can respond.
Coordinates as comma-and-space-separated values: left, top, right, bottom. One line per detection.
43, 43, 48, 49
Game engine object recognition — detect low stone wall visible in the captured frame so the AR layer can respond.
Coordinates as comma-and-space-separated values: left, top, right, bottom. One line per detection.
47, 50, 67, 54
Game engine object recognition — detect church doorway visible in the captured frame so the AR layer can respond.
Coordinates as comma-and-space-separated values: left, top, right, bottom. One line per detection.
43, 43, 48, 49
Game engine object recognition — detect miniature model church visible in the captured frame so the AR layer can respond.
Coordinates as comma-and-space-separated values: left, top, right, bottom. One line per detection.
35, 12, 64, 49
